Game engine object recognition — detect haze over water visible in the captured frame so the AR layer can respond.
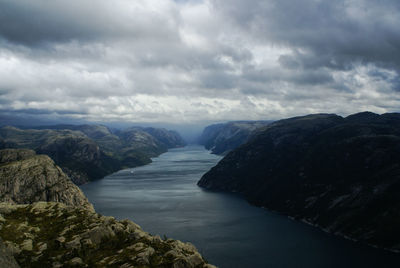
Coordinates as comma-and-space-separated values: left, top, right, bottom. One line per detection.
81, 145, 400, 268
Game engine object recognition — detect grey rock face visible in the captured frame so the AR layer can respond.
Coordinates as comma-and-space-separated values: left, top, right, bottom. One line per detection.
0, 149, 36, 163
0, 238, 19, 268
0, 149, 93, 211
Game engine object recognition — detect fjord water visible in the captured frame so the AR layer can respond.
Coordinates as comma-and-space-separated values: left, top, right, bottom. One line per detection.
81, 145, 400, 268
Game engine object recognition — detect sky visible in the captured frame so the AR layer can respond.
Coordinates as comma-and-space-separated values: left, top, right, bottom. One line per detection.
0, 0, 399, 126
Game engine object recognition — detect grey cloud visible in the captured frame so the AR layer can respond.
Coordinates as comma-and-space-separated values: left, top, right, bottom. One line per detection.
0, 0, 399, 124
199, 70, 238, 90
0, 1, 108, 45
213, 0, 400, 74
0, 0, 181, 46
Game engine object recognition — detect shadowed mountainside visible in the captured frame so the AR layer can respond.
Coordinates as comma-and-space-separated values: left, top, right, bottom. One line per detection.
0, 125, 186, 184
198, 121, 272, 155
198, 112, 400, 252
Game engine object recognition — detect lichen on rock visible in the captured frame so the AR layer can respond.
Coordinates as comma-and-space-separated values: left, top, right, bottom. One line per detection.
0, 202, 216, 268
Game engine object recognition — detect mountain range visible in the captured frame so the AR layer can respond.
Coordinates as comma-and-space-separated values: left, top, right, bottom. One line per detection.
0, 124, 185, 184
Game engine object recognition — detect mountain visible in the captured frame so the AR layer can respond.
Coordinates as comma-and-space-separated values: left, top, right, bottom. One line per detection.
139, 127, 186, 148
32, 124, 123, 155
0, 149, 93, 210
0, 127, 120, 184
198, 112, 400, 251
0, 125, 186, 184
198, 121, 272, 155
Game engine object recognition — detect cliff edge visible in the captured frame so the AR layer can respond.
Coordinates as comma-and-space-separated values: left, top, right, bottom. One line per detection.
0, 149, 93, 211
0, 202, 215, 268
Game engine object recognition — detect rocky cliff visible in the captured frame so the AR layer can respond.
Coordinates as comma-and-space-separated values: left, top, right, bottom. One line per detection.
0, 238, 19, 268
0, 149, 93, 211
198, 112, 400, 251
198, 121, 271, 155
0, 202, 215, 268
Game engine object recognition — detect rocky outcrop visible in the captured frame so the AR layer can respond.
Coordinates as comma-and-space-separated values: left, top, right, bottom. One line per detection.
198, 121, 271, 155
0, 149, 93, 211
0, 202, 215, 268
0, 149, 36, 163
198, 112, 400, 252
0, 239, 19, 268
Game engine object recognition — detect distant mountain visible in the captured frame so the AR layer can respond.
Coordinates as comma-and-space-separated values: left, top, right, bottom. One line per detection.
0, 149, 93, 210
198, 112, 400, 251
0, 124, 186, 184
198, 121, 272, 155
0, 126, 120, 184
139, 127, 186, 149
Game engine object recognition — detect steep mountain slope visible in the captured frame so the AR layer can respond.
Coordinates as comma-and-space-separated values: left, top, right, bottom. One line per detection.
0, 127, 120, 184
32, 124, 123, 155
0, 125, 186, 184
198, 112, 400, 251
141, 127, 186, 148
0, 149, 93, 211
199, 121, 271, 154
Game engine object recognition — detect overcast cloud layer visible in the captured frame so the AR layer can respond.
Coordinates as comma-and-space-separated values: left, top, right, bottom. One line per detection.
0, 0, 399, 124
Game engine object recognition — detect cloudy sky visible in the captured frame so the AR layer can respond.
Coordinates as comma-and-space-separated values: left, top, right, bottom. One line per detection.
0, 0, 399, 125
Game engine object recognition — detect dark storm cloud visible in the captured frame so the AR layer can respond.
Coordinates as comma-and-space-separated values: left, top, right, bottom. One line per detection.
0, 1, 105, 45
213, 0, 400, 70
0, 0, 181, 46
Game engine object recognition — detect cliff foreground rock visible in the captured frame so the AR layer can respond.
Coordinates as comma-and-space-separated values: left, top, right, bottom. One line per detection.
0, 202, 215, 268
0, 149, 93, 211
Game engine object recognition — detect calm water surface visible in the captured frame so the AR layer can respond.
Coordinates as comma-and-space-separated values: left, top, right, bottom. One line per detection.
81, 145, 400, 268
